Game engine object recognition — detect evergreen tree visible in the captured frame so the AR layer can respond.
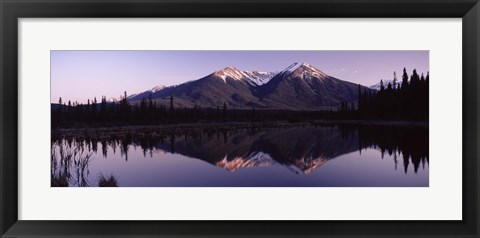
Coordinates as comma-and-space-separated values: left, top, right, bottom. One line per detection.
251, 106, 256, 121
223, 102, 227, 119
401, 67, 409, 89
100, 96, 107, 121
357, 68, 428, 121
169, 95, 174, 114
357, 84, 362, 112
411, 69, 420, 85
92, 97, 97, 121
148, 93, 154, 116
393, 71, 397, 89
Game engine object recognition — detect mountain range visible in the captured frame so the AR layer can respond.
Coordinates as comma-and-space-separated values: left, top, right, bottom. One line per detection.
123, 62, 373, 111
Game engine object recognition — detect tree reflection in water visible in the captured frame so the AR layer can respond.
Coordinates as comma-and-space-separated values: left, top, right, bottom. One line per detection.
51, 124, 428, 187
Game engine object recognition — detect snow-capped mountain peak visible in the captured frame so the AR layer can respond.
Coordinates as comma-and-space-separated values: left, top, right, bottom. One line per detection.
213, 66, 276, 85
214, 66, 244, 82
213, 63, 330, 86
278, 62, 328, 79
150, 85, 166, 93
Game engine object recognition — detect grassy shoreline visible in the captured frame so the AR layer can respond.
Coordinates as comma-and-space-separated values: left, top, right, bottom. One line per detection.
52, 120, 428, 141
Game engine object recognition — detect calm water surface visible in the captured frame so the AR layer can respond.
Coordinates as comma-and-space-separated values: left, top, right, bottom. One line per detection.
51, 125, 428, 187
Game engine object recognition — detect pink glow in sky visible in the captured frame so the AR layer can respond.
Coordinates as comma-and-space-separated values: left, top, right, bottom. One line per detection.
51, 50, 429, 103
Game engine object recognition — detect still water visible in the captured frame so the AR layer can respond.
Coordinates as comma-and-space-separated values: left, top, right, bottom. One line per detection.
51, 125, 428, 187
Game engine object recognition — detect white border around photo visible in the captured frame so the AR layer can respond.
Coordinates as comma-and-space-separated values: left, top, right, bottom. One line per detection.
18, 18, 462, 220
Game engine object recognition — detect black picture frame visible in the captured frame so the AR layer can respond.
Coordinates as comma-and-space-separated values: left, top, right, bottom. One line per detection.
1, 0, 479, 237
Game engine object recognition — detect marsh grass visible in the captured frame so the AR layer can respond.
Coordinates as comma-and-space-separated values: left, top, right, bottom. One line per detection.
98, 173, 118, 187
51, 140, 94, 187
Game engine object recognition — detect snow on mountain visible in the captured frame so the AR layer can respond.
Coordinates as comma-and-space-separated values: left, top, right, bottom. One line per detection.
370, 79, 398, 91
213, 66, 245, 82
107, 97, 119, 103
302, 63, 328, 78
279, 62, 304, 76
242, 71, 277, 86
277, 62, 328, 80
106, 93, 139, 102
121, 85, 167, 101
126, 93, 138, 99
213, 66, 276, 85
150, 85, 166, 93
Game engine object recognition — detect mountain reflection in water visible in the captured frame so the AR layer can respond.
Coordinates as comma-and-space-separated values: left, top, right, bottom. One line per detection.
51, 124, 428, 187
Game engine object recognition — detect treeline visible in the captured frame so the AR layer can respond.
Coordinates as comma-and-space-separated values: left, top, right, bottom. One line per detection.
52, 93, 334, 128
338, 68, 429, 121
53, 93, 241, 128
338, 124, 428, 174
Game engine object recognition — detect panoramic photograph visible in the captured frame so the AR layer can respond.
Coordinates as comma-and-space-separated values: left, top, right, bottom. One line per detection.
51, 50, 429, 187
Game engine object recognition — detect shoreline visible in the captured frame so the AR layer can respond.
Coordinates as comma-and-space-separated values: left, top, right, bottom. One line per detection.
54, 119, 428, 131
312, 120, 428, 127
52, 120, 428, 141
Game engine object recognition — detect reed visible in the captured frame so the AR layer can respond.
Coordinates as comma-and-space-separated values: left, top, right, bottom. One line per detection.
98, 173, 118, 187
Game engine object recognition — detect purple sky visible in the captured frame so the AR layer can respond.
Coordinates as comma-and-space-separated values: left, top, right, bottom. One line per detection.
51, 50, 429, 103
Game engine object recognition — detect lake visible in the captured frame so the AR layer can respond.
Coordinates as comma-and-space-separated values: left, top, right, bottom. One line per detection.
51, 124, 429, 187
